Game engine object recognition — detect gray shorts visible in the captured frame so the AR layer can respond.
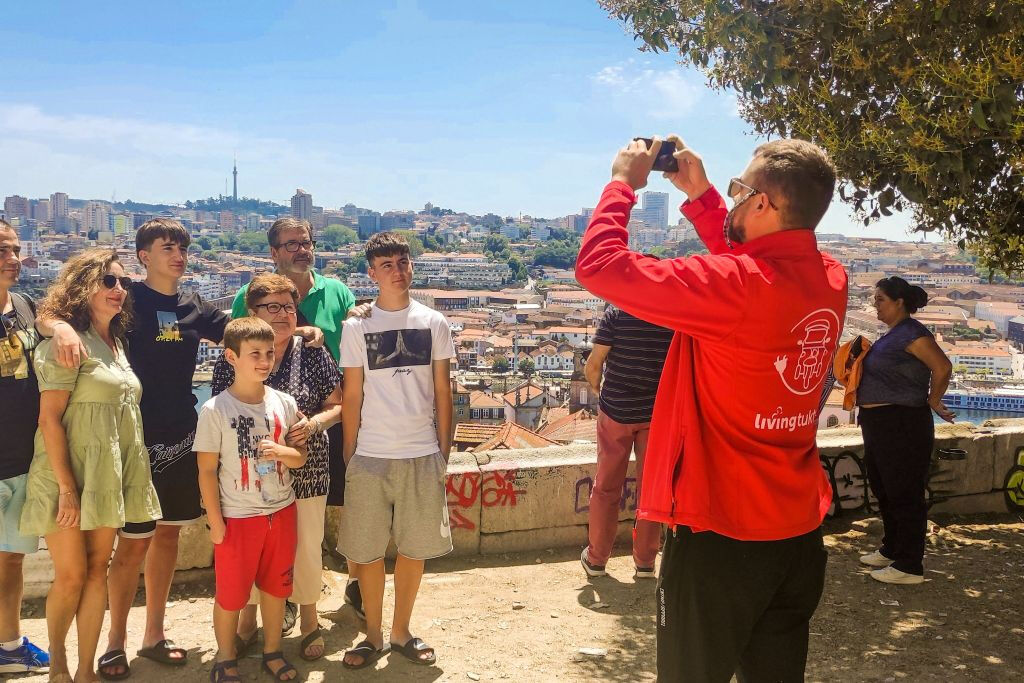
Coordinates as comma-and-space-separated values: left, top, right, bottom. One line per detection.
337, 452, 453, 563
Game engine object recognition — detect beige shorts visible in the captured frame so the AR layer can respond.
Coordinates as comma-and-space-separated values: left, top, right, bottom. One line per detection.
247, 495, 326, 606
337, 453, 453, 563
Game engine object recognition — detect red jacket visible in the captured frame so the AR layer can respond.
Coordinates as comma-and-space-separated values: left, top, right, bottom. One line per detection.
576, 181, 848, 540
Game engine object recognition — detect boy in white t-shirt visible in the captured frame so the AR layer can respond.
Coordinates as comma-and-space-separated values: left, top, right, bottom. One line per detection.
194, 317, 307, 683
338, 232, 454, 670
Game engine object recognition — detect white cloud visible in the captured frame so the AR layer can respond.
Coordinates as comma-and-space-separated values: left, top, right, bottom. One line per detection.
591, 62, 703, 120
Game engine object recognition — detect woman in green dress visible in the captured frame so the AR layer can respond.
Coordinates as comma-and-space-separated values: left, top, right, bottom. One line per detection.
20, 249, 161, 683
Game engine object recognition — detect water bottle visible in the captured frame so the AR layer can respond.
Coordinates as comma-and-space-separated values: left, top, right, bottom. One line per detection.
256, 413, 283, 503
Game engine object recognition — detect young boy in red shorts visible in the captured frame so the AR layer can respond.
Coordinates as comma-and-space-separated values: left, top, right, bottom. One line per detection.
195, 317, 307, 682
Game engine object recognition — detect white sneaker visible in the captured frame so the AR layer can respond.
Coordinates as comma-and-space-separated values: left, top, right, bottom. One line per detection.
859, 550, 894, 568
580, 548, 607, 577
870, 566, 924, 585
634, 566, 657, 580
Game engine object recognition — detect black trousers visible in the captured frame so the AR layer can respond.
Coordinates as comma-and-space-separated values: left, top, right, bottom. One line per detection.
656, 526, 826, 683
859, 404, 934, 575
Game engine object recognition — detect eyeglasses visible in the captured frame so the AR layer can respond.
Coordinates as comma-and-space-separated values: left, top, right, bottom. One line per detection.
253, 302, 297, 315
274, 240, 316, 253
727, 178, 778, 211
102, 275, 133, 290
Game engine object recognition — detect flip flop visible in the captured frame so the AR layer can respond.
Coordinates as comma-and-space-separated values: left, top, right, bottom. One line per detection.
390, 637, 436, 665
136, 639, 187, 667
298, 627, 324, 661
97, 650, 130, 681
234, 629, 259, 659
260, 651, 297, 681
342, 640, 390, 670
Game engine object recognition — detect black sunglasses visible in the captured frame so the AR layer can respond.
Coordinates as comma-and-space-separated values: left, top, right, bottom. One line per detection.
727, 177, 779, 211
102, 274, 133, 290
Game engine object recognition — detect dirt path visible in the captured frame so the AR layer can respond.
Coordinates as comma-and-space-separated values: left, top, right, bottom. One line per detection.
11, 514, 1023, 681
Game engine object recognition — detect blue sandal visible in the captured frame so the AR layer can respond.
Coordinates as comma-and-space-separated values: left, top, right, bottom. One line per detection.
210, 658, 241, 683
261, 651, 297, 681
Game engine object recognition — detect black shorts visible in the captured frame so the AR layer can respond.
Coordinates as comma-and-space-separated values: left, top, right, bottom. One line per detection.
122, 425, 203, 538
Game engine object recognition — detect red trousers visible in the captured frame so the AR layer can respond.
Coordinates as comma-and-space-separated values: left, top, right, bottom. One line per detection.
586, 412, 662, 568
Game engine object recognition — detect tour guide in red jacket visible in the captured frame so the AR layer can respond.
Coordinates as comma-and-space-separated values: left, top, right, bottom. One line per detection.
576, 136, 848, 682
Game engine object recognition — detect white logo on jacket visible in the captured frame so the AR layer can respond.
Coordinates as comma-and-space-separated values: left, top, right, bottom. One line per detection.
773, 308, 840, 396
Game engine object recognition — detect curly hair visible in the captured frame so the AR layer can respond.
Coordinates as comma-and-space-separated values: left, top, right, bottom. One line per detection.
38, 248, 133, 339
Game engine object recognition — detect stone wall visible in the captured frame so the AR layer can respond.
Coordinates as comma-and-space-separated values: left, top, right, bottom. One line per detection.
22, 420, 1024, 597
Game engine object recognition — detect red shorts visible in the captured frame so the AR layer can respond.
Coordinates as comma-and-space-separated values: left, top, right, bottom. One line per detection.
214, 503, 297, 610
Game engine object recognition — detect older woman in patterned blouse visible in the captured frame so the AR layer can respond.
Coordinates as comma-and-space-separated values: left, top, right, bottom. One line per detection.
212, 273, 342, 661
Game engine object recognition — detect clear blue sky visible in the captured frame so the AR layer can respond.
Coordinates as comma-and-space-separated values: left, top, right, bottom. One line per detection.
0, 0, 929, 239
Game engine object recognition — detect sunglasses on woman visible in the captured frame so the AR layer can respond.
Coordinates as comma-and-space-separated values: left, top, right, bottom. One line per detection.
102, 274, 133, 290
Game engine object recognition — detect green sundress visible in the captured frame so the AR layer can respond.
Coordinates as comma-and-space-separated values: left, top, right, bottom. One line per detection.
20, 327, 161, 535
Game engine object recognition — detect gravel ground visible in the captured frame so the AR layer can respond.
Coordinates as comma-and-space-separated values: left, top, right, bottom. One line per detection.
9, 513, 1023, 682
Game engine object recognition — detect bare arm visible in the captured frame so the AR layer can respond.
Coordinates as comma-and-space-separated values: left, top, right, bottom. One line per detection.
907, 336, 955, 422
261, 440, 306, 469
584, 343, 611, 394
341, 367, 364, 464
433, 359, 453, 462
38, 390, 81, 528
35, 318, 88, 369
197, 451, 226, 544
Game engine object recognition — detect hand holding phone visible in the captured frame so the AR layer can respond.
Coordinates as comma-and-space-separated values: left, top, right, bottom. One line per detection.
634, 137, 679, 173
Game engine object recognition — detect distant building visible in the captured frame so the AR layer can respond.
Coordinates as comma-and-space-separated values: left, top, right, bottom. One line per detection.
633, 191, 669, 229
82, 202, 109, 234
291, 189, 313, 221
31, 199, 50, 223
3, 195, 29, 221
413, 252, 510, 289
50, 192, 70, 232
357, 213, 382, 240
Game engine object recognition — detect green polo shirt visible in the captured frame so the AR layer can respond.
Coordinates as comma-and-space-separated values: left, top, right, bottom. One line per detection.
231, 271, 355, 361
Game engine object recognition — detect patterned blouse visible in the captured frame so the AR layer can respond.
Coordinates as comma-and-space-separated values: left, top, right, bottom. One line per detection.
212, 336, 341, 499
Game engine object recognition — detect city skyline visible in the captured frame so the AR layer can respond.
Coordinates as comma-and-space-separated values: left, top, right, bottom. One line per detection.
1, 1, 936, 241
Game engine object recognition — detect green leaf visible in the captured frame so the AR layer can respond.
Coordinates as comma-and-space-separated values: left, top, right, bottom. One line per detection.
971, 102, 990, 130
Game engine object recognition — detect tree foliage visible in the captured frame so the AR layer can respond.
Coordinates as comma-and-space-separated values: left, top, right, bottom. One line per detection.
185, 196, 287, 216
322, 224, 359, 249
600, 0, 1024, 267
519, 357, 536, 377
396, 230, 426, 258
236, 231, 268, 253
492, 356, 511, 373
532, 237, 582, 269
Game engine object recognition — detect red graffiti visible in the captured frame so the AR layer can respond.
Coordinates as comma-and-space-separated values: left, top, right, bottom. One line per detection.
444, 469, 526, 532
480, 470, 526, 508
449, 508, 476, 531
446, 472, 481, 508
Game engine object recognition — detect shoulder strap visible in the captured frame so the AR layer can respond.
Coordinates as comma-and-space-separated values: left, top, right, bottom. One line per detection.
10, 292, 36, 326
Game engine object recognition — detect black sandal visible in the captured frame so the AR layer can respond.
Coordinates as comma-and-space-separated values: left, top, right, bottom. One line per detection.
342, 640, 390, 670
261, 651, 298, 681
97, 649, 130, 681
137, 639, 188, 666
391, 637, 436, 665
298, 627, 324, 661
210, 658, 242, 683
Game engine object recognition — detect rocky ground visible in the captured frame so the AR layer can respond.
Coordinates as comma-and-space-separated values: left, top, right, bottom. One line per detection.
10, 514, 1023, 682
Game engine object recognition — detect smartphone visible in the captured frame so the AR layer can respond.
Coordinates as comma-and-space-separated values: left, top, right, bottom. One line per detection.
634, 137, 678, 173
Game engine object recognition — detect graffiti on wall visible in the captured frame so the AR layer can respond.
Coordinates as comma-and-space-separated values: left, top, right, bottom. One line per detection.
444, 469, 530, 531
1003, 448, 1024, 512
821, 445, 983, 517
573, 476, 638, 515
